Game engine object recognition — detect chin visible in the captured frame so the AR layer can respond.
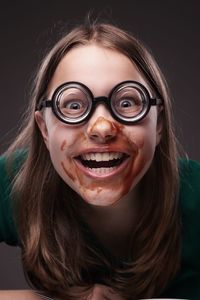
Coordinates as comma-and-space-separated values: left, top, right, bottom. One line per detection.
80, 189, 123, 207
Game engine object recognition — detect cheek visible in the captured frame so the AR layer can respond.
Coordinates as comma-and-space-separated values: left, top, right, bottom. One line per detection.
121, 124, 157, 190
61, 161, 76, 181
47, 127, 80, 175
48, 122, 82, 153
60, 140, 67, 151
49, 129, 88, 186
126, 112, 158, 156
127, 130, 145, 149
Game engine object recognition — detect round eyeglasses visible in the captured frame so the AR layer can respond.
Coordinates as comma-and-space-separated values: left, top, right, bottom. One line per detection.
37, 80, 163, 125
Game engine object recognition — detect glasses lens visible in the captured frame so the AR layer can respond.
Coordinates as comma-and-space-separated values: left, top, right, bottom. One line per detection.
56, 86, 91, 120
111, 84, 147, 120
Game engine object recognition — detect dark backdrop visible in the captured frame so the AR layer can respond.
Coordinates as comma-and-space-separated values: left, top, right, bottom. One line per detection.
0, 0, 199, 289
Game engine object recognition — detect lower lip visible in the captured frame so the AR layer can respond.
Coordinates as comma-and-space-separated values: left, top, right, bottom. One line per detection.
73, 157, 131, 179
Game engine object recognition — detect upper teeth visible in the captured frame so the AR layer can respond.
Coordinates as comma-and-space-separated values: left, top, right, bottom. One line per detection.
81, 152, 123, 161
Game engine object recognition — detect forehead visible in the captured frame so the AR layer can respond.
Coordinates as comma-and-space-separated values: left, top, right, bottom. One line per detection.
48, 44, 148, 96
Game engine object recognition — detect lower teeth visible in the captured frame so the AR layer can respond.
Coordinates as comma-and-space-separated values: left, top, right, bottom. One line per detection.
87, 167, 116, 174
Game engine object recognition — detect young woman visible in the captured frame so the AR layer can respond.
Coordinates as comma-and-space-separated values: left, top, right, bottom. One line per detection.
0, 21, 200, 300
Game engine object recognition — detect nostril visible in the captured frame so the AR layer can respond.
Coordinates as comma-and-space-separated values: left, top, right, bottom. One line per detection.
105, 134, 114, 140
91, 134, 99, 139
90, 133, 116, 143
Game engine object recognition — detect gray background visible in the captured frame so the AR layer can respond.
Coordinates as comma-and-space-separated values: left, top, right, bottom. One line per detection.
0, 0, 199, 289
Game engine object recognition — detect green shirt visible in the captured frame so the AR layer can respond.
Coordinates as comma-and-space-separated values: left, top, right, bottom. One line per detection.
0, 153, 200, 299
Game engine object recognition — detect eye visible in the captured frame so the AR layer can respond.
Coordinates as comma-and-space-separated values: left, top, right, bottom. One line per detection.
118, 97, 141, 108
59, 98, 88, 117
119, 98, 137, 108
113, 95, 143, 117
65, 100, 82, 110
57, 86, 90, 118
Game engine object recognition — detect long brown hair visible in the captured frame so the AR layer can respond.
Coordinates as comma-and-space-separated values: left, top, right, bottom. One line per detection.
6, 21, 181, 299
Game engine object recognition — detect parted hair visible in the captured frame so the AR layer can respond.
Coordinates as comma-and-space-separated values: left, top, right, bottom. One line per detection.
6, 21, 181, 299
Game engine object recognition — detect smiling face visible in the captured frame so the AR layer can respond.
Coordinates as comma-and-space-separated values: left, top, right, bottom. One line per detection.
35, 44, 162, 206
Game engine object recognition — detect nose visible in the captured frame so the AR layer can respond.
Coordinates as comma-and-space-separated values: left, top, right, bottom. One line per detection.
87, 115, 118, 143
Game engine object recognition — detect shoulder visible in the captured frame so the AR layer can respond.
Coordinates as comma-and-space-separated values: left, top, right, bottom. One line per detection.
179, 159, 200, 212
0, 150, 26, 245
0, 149, 26, 190
178, 159, 200, 268
165, 159, 200, 299
0, 149, 27, 175
179, 158, 200, 190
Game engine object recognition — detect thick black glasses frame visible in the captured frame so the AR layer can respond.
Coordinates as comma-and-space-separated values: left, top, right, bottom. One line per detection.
37, 80, 163, 125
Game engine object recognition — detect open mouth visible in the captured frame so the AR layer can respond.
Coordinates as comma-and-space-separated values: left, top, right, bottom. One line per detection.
75, 152, 129, 174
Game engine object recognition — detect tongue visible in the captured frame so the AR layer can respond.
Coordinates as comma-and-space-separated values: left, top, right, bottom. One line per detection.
81, 158, 122, 168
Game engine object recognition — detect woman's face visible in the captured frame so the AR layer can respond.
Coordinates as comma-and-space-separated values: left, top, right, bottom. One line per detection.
35, 44, 162, 206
